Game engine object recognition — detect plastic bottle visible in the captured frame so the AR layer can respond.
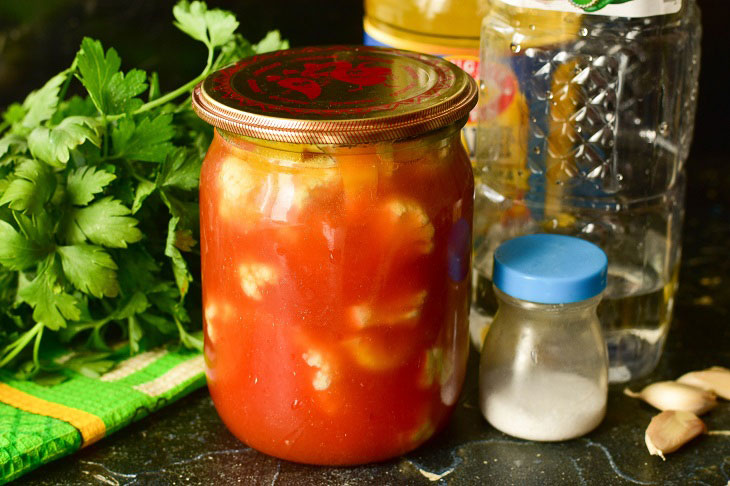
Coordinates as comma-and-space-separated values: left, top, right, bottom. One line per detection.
472, 0, 702, 382
363, 0, 483, 159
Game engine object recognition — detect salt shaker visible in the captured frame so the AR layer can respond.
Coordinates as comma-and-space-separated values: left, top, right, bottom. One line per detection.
479, 234, 608, 441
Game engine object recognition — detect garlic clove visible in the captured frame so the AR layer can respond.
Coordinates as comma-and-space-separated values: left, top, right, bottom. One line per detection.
645, 410, 706, 460
677, 367, 730, 400
624, 381, 718, 415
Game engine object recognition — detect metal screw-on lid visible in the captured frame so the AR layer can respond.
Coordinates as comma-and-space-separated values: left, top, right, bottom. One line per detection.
191, 45, 477, 144
493, 234, 608, 304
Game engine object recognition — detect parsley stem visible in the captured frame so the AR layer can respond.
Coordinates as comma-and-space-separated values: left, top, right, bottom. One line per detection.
58, 59, 79, 105
33, 324, 44, 368
121, 159, 150, 185
102, 115, 109, 158
0, 322, 43, 368
128, 46, 215, 118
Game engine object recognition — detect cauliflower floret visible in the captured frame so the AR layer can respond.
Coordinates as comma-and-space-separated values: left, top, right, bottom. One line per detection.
418, 347, 444, 389
204, 302, 218, 344
238, 263, 277, 300
348, 305, 373, 329
343, 336, 413, 372
204, 300, 234, 345
292, 171, 335, 209
217, 153, 338, 225
386, 199, 435, 254
349, 291, 427, 330
410, 419, 436, 444
302, 350, 332, 391
267, 170, 337, 223
218, 157, 257, 220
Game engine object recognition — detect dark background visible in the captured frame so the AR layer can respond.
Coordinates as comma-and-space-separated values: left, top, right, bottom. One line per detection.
3, 4, 730, 484
0, 0, 725, 163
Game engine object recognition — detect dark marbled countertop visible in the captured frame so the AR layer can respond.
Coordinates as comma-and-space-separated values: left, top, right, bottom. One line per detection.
15, 165, 730, 485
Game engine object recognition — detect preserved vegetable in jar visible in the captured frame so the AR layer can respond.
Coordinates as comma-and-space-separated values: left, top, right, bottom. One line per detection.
192, 46, 477, 465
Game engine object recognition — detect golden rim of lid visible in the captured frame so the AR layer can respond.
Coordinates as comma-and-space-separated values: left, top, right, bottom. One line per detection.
191, 45, 478, 145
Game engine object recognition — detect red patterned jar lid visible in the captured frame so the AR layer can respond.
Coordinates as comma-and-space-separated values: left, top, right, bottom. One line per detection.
192, 45, 478, 144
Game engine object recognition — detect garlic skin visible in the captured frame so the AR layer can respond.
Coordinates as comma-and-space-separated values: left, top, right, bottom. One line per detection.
677, 367, 730, 400
645, 410, 706, 460
624, 381, 718, 416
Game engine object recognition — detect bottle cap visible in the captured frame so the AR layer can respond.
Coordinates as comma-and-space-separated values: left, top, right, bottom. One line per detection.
493, 234, 608, 304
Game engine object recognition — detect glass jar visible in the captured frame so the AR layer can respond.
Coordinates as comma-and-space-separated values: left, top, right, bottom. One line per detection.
192, 46, 477, 465
479, 234, 609, 441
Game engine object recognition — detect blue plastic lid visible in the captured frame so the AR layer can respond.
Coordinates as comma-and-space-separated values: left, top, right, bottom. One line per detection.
493, 234, 608, 304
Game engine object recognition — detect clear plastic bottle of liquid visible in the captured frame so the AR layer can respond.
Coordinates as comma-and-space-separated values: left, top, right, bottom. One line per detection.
473, 0, 702, 382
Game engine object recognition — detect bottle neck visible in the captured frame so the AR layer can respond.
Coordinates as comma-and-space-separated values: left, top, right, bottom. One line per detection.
493, 286, 602, 316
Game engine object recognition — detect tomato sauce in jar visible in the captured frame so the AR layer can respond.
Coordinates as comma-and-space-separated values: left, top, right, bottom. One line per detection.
192, 46, 477, 465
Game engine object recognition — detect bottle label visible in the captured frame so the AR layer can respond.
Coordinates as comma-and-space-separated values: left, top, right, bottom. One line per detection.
494, 0, 681, 17
364, 19, 480, 161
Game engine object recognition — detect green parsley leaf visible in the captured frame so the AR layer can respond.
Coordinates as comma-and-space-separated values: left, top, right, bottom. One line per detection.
139, 311, 176, 335
0, 269, 17, 307
18, 265, 81, 331
77, 38, 127, 115
65, 197, 142, 248
0, 134, 28, 158
254, 30, 289, 54
76, 37, 119, 98
165, 216, 192, 299
205, 9, 239, 48
57, 244, 119, 298
173, 1, 238, 48
21, 71, 68, 129
66, 166, 117, 206
62, 351, 118, 378
160, 191, 199, 232
13, 212, 54, 249
176, 321, 203, 351
214, 35, 255, 70
172, 1, 208, 44
28, 116, 101, 167
107, 69, 148, 114
111, 114, 174, 163
76, 38, 147, 115
116, 246, 159, 296
2, 104, 26, 127
117, 292, 150, 320
128, 315, 143, 353
56, 96, 99, 120
0, 220, 47, 271
214, 30, 288, 71
174, 229, 196, 252
116, 292, 150, 354
157, 148, 201, 191
0, 159, 56, 213
131, 179, 156, 213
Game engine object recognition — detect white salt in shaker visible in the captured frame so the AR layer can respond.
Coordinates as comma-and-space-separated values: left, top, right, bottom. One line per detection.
479, 234, 609, 441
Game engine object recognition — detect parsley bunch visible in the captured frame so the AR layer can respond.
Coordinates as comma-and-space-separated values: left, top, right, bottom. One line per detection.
0, 1, 288, 379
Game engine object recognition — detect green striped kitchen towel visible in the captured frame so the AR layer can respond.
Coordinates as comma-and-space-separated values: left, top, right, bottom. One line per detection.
0, 346, 205, 484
